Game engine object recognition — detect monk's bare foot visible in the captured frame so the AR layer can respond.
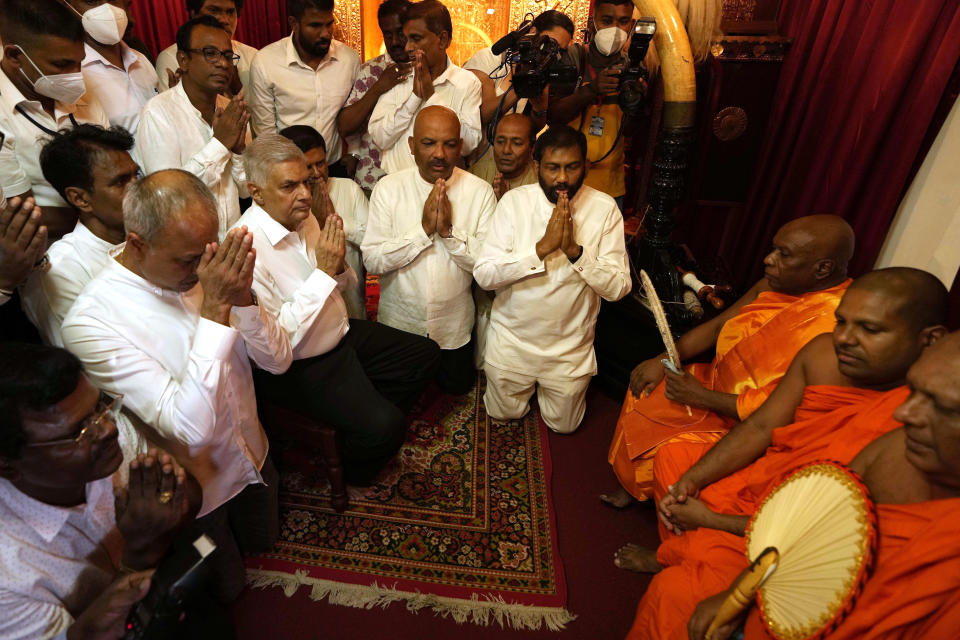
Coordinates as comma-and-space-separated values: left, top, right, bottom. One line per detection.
614, 544, 661, 573
600, 486, 635, 509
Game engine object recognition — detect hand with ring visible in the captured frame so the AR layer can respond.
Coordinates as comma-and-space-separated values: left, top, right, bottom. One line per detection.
115, 448, 194, 571
373, 61, 411, 95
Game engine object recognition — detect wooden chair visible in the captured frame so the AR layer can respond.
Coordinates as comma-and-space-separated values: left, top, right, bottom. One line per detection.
259, 403, 349, 513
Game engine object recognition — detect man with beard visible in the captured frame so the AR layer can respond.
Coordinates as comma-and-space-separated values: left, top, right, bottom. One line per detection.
337, 0, 412, 192
249, 0, 359, 177
363, 106, 496, 394
474, 125, 631, 433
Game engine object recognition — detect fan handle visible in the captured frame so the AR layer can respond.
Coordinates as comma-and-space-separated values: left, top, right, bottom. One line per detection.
705, 546, 779, 640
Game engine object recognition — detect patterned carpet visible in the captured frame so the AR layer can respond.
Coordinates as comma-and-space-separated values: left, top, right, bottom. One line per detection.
246, 375, 574, 630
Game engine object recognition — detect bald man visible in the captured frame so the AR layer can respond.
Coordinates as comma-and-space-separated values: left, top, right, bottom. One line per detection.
687, 331, 960, 640
362, 106, 497, 393
627, 269, 950, 639
605, 215, 856, 507
469, 113, 539, 201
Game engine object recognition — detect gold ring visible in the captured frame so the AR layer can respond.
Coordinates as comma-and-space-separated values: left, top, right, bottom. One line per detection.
158, 490, 174, 505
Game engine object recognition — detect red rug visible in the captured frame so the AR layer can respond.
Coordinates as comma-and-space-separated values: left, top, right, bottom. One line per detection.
246, 376, 574, 630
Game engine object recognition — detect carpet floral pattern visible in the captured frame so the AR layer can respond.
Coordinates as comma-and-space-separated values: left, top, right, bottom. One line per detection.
247, 376, 572, 629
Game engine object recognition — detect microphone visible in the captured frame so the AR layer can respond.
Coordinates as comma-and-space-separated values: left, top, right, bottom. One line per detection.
491, 19, 534, 55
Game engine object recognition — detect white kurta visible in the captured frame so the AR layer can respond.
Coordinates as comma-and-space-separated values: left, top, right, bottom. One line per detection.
328, 176, 369, 319
232, 202, 354, 359
135, 82, 250, 237
19, 222, 120, 347
362, 166, 496, 349
367, 58, 482, 175
474, 183, 631, 378
62, 258, 291, 516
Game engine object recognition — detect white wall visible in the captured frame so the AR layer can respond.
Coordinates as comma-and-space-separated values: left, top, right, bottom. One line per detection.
876, 96, 960, 288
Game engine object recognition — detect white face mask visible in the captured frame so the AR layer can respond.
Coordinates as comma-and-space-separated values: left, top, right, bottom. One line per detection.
70, 2, 129, 46
592, 22, 629, 57
15, 46, 87, 105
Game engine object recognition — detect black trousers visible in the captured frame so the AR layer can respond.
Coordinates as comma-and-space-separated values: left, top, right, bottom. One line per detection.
255, 319, 440, 484
438, 339, 476, 395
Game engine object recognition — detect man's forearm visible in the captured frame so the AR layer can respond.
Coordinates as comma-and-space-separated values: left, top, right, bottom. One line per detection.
685, 420, 773, 490
706, 511, 750, 537
338, 88, 385, 137
694, 390, 739, 419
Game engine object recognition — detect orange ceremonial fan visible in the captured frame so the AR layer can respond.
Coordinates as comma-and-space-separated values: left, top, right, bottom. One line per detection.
707, 461, 878, 640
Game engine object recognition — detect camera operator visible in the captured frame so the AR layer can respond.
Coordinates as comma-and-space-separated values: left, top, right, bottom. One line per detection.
547, 0, 645, 209
464, 10, 574, 133
0, 343, 196, 640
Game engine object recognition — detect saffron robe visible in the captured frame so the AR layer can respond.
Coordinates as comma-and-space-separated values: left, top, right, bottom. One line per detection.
626, 387, 907, 640
609, 280, 851, 500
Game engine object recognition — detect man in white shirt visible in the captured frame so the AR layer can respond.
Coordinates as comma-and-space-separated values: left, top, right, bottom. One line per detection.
368, 0, 482, 175
21, 124, 139, 347
474, 126, 631, 433
63, 0, 159, 135
62, 169, 292, 602
155, 0, 258, 95
280, 125, 368, 319
0, 342, 193, 640
363, 106, 496, 394
0, 0, 110, 239
236, 134, 440, 485
248, 0, 360, 177
135, 15, 251, 237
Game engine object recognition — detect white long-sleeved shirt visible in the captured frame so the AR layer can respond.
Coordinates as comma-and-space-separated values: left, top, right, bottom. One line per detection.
248, 37, 359, 162
155, 40, 258, 94
19, 222, 120, 347
61, 258, 291, 516
0, 477, 120, 640
367, 57, 482, 175
362, 166, 496, 349
328, 176, 368, 319
0, 69, 109, 207
135, 82, 250, 237
232, 202, 354, 359
474, 184, 631, 378
80, 42, 159, 135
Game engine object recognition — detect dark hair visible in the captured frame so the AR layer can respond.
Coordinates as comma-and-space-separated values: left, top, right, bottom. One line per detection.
176, 14, 230, 52
0, 0, 84, 44
532, 10, 574, 37
0, 344, 84, 459
279, 125, 327, 154
533, 125, 587, 161
186, 0, 245, 14
40, 125, 135, 205
378, 0, 412, 24
288, 0, 335, 20
403, 0, 452, 39
594, 0, 635, 7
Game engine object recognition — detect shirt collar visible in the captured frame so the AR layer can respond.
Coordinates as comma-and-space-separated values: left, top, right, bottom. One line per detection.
245, 202, 301, 247
107, 252, 183, 298
433, 56, 456, 85
82, 42, 139, 72
0, 66, 31, 112
414, 165, 463, 189
285, 35, 341, 69
0, 477, 111, 544
73, 220, 123, 251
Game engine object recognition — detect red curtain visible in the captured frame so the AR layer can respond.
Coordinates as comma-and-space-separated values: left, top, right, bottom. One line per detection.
129, 0, 289, 56
716, 0, 960, 287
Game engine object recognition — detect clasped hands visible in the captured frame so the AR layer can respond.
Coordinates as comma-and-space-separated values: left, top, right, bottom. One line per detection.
0, 196, 47, 292
311, 179, 347, 277
411, 50, 435, 100
657, 475, 713, 536
421, 178, 453, 238
212, 90, 250, 154
198, 226, 256, 326
535, 192, 580, 261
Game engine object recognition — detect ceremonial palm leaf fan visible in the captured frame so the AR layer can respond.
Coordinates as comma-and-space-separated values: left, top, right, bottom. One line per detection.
706, 461, 877, 640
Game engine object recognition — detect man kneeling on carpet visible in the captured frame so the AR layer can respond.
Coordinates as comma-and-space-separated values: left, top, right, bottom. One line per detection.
474, 125, 631, 433
0, 343, 194, 639
236, 133, 441, 486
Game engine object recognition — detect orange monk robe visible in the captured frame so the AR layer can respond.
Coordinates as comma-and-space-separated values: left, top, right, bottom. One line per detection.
609, 281, 851, 501
627, 387, 907, 640
743, 496, 960, 639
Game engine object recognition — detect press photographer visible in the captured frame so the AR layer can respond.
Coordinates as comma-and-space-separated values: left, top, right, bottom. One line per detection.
547, 0, 651, 209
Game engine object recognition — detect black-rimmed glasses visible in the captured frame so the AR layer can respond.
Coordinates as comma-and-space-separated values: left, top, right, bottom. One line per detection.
185, 47, 241, 65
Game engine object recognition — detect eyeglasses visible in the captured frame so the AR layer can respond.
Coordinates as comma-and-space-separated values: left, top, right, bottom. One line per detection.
24, 393, 124, 449
185, 47, 241, 65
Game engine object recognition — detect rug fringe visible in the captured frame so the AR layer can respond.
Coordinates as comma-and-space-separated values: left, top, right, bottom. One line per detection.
246, 569, 577, 631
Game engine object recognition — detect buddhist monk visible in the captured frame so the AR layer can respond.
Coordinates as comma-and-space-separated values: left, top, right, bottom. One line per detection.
603, 215, 856, 509
623, 270, 949, 640
687, 331, 960, 640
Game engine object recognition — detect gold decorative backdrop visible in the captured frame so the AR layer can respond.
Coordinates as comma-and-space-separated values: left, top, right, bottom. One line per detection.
336, 0, 592, 64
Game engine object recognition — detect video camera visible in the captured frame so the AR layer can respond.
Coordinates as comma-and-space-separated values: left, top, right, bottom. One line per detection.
618, 18, 656, 117
510, 34, 579, 99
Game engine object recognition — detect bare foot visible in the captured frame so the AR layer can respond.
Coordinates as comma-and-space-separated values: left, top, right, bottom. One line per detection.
614, 544, 662, 573
600, 486, 635, 509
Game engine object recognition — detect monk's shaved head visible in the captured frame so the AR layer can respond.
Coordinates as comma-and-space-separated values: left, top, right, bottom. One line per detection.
849, 268, 950, 331
409, 105, 462, 182
764, 214, 855, 294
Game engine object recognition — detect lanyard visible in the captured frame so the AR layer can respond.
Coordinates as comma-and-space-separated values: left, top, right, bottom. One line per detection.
15, 104, 78, 136
583, 63, 605, 107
